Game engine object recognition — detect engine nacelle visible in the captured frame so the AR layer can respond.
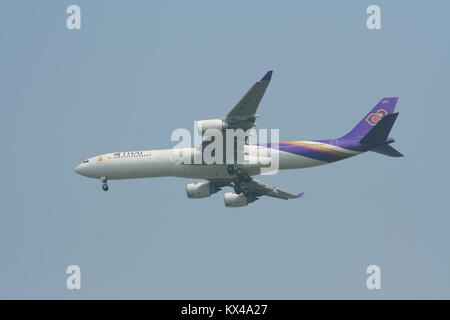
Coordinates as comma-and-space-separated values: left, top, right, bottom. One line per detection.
224, 192, 248, 207
196, 119, 226, 136
186, 181, 218, 199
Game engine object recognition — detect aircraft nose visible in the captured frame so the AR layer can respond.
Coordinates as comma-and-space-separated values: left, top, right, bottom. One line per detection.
74, 164, 83, 175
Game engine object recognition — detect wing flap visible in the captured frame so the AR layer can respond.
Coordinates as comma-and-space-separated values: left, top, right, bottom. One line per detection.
244, 178, 303, 200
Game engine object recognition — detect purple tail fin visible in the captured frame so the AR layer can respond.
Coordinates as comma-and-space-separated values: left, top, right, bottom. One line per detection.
341, 97, 399, 139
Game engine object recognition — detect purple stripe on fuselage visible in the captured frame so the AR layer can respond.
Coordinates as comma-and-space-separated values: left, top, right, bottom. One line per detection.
280, 144, 345, 163
264, 141, 355, 163
262, 137, 393, 163
317, 139, 367, 152
318, 138, 395, 152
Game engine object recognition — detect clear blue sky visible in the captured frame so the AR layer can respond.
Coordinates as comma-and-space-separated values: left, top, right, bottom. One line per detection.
1, 0, 449, 299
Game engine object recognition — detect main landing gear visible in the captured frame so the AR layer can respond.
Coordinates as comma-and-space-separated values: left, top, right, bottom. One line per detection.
101, 177, 109, 191
226, 164, 252, 183
227, 165, 252, 197
233, 183, 250, 197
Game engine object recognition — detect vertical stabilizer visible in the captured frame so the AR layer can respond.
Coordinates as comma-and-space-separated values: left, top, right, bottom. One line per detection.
341, 97, 398, 139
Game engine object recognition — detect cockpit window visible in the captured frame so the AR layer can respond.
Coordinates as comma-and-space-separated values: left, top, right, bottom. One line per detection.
83, 160, 89, 163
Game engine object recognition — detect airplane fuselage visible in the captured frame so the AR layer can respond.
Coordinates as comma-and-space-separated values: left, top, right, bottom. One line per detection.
74, 139, 373, 181
73, 69, 401, 205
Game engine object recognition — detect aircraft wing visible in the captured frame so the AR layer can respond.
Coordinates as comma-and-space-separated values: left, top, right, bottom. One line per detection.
225, 70, 273, 131
209, 176, 304, 201
237, 178, 304, 200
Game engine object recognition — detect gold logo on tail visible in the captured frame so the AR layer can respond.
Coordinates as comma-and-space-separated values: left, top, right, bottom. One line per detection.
365, 109, 387, 126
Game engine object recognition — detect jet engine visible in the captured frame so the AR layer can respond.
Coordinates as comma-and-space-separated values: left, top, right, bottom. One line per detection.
196, 119, 227, 136
186, 181, 219, 199
224, 192, 248, 207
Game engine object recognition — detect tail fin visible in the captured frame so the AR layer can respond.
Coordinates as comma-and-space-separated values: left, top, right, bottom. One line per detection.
341, 97, 399, 139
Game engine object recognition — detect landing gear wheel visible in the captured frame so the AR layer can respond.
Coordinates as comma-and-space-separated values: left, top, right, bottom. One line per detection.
228, 165, 252, 182
241, 173, 252, 183
102, 184, 109, 191
226, 165, 236, 175
235, 167, 244, 176
234, 184, 242, 194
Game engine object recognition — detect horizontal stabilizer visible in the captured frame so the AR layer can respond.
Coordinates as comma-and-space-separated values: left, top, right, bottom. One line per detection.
360, 113, 399, 144
371, 144, 404, 157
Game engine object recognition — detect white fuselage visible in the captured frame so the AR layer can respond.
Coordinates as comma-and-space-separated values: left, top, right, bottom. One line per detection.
74, 143, 360, 181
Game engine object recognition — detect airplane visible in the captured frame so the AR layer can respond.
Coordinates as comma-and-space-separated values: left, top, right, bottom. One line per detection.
74, 71, 403, 207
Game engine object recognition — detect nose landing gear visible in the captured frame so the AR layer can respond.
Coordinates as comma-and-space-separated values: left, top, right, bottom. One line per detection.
101, 177, 109, 191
